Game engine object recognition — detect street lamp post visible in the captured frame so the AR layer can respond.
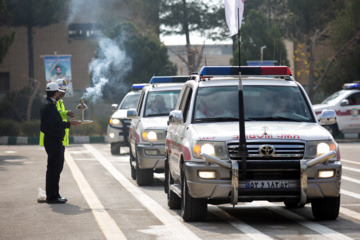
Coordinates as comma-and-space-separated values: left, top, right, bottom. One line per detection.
260, 46, 267, 63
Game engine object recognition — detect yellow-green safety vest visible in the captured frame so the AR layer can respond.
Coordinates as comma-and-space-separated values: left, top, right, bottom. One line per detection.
39, 99, 70, 146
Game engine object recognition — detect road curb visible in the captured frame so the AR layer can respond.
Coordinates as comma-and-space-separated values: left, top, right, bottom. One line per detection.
0, 136, 108, 145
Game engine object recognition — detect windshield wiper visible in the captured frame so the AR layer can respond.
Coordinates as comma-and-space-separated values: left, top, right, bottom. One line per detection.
146, 113, 169, 117
195, 117, 239, 122
247, 116, 302, 122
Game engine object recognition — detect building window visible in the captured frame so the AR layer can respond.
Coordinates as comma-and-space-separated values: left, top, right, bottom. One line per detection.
0, 72, 10, 91
68, 23, 101, 39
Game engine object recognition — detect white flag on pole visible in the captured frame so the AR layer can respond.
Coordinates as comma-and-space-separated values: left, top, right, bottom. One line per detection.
224, 0, 245, 37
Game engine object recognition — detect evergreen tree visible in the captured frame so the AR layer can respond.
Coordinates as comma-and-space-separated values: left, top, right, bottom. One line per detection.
160, 0, 226, 73
0, 0, 15, 65
230, 9, 289, 67
1, 0, 69, 83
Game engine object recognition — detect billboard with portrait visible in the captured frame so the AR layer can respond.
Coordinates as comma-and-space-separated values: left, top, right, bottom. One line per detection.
43, 55, 74, 97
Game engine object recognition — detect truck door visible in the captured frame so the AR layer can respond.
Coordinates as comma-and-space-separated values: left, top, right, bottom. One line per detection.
338, 92, 360, 131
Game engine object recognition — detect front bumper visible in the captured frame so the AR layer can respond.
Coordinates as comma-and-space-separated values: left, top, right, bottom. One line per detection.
184, 151, 340, 205
136, 143, 166, 170
107, 124, 129, 145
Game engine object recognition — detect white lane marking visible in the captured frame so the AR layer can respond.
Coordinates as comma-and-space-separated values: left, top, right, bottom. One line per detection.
83, 144, 201, 240
208, 206, 273, 240
5, 151, 16, 153
65, 150, 127, 240
341, 189, 360, 199
342, 176, 360, 185
341, 159, 360, 166
340, 207, 360, 221
73, 158, 97, 161
343, 166, 360, 173
257, 201, 353, 240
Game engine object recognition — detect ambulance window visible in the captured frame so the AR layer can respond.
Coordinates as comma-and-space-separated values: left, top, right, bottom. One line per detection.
347, 93, 360, 106
180, 87, 193, 122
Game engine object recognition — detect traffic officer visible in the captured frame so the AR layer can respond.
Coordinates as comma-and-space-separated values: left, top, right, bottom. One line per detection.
39, 79, 75, 147
40, 82, 81, 204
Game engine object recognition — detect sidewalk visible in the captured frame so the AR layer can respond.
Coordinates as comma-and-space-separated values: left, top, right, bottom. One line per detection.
0, 136, 108, 145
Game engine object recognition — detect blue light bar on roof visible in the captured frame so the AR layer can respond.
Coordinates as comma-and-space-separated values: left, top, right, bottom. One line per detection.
150, 76, 188, 84
343, 83, 360, 90
131, 84, 147, 90
199, 66, 292, 77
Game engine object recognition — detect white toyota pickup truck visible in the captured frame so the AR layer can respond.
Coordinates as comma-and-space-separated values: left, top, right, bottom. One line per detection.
165, 66, 341, 222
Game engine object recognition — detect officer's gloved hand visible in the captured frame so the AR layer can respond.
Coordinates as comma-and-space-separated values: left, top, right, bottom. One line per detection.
67, 110, 75, 118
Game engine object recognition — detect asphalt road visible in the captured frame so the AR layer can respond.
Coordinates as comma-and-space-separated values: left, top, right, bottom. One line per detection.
1, 142, 360, 240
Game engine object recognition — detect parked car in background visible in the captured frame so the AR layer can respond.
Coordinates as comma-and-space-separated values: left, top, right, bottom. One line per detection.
107, 84, 146, 155
313, 82, 360, 137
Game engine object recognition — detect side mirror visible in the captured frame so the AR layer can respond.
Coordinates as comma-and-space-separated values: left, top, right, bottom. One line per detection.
127, 109, 138, 119
169, 110, 184, 124
340, 99, 349, 106
319, 109, 336, 125
111, 104, 118, 111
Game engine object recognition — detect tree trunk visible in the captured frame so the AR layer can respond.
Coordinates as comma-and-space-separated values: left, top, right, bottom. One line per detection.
27, 0, 34, 86
181, 0, 196, 74
313, 30, 360, 93
307, 30, 318, 102
26, 79, 40, 121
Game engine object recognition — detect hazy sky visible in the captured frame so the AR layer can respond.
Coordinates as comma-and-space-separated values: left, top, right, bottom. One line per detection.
160, 33, 232, 46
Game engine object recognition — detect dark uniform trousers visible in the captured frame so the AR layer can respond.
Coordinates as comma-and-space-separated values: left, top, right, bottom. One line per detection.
44, 135, 65, 199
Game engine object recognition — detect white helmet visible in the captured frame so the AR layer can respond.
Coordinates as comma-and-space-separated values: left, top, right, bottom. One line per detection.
46, 82, 64, 92
55, 79, 69, 90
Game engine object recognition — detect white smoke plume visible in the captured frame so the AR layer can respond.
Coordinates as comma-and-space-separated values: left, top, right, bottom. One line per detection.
83, 36, 132, 103
68, 0, 133, 103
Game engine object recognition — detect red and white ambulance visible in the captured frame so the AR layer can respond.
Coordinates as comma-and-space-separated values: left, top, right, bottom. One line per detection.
313, 82, 360, 137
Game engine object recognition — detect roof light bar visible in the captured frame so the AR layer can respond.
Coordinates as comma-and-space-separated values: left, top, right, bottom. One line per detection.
150, 76, 189, 84
199, 66, 292, 77
343, 83, 360, 90
131, 84, 147, 90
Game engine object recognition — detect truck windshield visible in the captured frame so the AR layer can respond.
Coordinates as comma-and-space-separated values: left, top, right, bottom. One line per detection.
193, 86, 314, 123
144, 90, 180, 117
120, 94, 140, 109
321, 90, 349, 105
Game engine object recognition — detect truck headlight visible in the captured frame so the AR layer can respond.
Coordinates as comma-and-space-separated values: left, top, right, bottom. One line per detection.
318, 170, 335, 178
305, 140, 337, 159
141, 129, 165, 142
109, 118, 122, 127
192, 141, 228, 159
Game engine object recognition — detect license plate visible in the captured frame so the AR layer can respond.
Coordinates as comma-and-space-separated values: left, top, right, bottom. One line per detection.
245, 180, 288, 189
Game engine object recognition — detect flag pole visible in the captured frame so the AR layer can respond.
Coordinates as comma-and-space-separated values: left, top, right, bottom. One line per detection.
237, 5, 247, 180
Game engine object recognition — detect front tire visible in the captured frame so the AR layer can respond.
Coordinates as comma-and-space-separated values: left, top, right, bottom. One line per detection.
167, 165, 181, 209
129, 147, 136, 180
135, 149, 153, 186
311, 195, 340, 220
181, 172, 207, 221
110, 143, 121, 155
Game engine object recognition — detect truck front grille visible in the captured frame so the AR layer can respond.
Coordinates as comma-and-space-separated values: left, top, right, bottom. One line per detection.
228, 141, 305, 160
